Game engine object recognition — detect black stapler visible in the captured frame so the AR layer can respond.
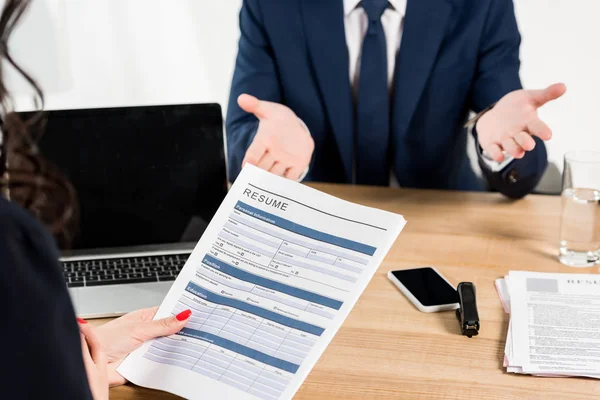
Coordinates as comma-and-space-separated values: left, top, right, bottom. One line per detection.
456, 282, 480, 338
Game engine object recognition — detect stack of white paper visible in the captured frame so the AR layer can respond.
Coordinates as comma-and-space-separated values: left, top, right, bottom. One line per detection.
495, 271, 600, 379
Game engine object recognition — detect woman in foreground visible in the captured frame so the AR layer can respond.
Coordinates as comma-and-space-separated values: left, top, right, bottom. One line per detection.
0, 1, 191, 398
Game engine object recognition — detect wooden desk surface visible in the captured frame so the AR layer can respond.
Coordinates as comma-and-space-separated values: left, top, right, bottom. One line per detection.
107, 185, 600, 400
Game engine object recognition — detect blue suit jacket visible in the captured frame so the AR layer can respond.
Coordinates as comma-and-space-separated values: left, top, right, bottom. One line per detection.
226, 0, 547, 199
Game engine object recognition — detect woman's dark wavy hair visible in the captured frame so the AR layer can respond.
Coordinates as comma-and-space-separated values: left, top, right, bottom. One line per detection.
0, 0, 78, 248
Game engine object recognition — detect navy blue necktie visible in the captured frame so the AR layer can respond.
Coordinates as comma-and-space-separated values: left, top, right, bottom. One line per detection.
356, 0, 390, 186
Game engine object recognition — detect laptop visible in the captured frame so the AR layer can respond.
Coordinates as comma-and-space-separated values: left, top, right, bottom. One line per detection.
23, 103, 227, 318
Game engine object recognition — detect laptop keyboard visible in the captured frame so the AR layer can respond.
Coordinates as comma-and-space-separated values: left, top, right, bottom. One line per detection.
63, 253, 190, 288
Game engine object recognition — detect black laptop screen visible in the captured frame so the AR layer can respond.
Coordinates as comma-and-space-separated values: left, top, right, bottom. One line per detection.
23, 103, 227, 251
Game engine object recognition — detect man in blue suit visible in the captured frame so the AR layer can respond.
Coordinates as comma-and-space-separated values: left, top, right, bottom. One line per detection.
226, 0, 565, 198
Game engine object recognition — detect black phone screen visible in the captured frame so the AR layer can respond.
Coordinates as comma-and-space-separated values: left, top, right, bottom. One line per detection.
391, 268, 459, 306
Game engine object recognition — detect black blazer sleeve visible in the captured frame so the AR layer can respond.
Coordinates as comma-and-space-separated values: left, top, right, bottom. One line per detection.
225, 0, 282, 182
0, 198, 92, 399
471, 0, 547, 199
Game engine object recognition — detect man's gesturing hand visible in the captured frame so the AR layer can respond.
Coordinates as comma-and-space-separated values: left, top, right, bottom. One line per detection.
238, 94, 314, 180
476, 83, 566, 162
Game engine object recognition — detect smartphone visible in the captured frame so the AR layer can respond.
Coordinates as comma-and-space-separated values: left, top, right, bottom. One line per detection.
387, 267, 459, 313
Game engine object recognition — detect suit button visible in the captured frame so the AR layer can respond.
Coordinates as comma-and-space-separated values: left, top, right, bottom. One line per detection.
507, 169, 520, 184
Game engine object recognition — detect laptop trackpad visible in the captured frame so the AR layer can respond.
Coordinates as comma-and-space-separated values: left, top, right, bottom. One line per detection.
70, 282, 173, 319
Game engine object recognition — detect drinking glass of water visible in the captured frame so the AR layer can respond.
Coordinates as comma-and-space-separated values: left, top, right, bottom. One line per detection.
559, 150, 600, 267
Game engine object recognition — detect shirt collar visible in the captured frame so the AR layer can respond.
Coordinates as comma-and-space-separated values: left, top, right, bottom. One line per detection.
344, 0, 408, 18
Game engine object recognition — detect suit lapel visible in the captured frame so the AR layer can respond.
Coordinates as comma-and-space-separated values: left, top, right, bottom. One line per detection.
302, 0, 354, 182
391, 0, 453, 139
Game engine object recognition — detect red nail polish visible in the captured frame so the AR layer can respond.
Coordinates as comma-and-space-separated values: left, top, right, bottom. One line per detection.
176, 309, 192, 321
77, 317, 87, 324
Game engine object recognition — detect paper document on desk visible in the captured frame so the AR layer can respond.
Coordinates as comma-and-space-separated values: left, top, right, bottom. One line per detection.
118, 165, 406, 400
497, 271, 600, 379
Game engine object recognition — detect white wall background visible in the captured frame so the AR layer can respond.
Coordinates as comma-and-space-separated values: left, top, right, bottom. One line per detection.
514, 0, 600, 192
7, 0, 600, 193
8, 0, 242, 110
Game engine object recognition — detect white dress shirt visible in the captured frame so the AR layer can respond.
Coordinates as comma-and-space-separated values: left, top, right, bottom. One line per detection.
300, 0, 508, 184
